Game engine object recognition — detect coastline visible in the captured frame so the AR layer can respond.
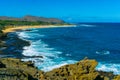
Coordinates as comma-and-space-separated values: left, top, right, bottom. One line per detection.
0, 57, 119, 80
1, 24, 76, 58
1, 25, 120, 79
0, 32, 30, 58
2, 25, 76, 33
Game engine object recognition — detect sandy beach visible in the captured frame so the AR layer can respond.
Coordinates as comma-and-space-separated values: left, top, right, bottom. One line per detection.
2, 25, 76, 33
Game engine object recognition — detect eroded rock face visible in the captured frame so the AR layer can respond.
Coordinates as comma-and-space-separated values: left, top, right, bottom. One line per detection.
40, 59, 100, 80
0, 61, 6, 68
39, 58, 117, 80
0, 58, 43, 80
0, 58, 118, 80
113, 75, 120, 80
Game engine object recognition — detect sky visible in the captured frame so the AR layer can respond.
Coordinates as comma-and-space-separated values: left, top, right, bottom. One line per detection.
0, 0, 120, 21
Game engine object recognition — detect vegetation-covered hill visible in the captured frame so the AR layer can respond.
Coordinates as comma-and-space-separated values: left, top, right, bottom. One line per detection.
0, 15, 69, 38
0, 15, 65, 24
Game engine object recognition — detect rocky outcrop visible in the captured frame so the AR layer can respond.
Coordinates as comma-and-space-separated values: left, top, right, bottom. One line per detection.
39, 58, 116, 80
0, 58, 43, 80
0, 58, 119, 80
1, 32, 30, 58
113, 75, 120, 80
42, 58, 99, 80
0, 32, 7, 54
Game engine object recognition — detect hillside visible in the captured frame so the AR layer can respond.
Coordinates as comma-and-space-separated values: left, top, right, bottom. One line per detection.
0, 15, 65, 24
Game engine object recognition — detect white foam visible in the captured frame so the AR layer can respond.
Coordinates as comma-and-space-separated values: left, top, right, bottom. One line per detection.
17, 32, 31, 39
96, 50, 110, 55
37, 58, 77, 72
18, 30, 77, 72
22, 40, 60, 57
21, 58, 44, 63
96, 63, 120, 74
66, 54, 71, 56
79, 24, 96, 27
22, 54, 77, 72
18, 30, 120, 74
17, 31, 45, 40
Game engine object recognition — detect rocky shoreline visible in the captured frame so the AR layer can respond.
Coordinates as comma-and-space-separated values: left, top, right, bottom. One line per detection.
0, 31, 120, 80
0, 32, 30, 58
0, 58, 119, 80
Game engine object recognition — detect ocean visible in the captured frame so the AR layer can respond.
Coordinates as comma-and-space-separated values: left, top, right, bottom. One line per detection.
5, 23, 120, 74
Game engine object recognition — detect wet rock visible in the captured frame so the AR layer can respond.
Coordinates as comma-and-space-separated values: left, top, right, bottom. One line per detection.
24, 29, 32, 32
2, 33, 30, 58
25, 56, 43, 58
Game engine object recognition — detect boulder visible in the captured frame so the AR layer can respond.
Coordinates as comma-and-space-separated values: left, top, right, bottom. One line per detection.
0, 58, 43, 80
113, 75, 120, 80
41, 58, 100, 80
0, 58, 118, 80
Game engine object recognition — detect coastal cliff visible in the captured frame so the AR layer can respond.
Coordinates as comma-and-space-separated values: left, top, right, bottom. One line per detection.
0, 58, 119, 80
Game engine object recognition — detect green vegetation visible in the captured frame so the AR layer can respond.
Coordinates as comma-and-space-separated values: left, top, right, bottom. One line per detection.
0, 19, 69, 49
0, 19, 70, 37
0, 24, 5, 37
0, 20, 67, 26
0, 15, 70, 34
0, 20, 69, 32
0, 20, 46, 26
0, 25, 6, 49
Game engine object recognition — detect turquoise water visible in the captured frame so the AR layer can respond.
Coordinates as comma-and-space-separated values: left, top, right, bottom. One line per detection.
16, 23, 120, 74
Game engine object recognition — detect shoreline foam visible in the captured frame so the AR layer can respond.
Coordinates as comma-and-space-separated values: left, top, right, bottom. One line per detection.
17, 31, 77, 72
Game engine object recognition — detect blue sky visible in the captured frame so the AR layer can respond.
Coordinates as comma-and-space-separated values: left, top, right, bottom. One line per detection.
0, 0, 120, 21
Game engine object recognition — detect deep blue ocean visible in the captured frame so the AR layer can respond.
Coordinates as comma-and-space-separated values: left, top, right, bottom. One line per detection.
11, 23, 120, 74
